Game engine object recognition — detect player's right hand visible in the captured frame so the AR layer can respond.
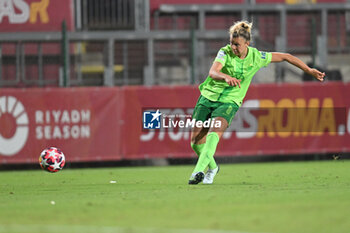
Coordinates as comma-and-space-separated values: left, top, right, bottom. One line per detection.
309, 68, 325, 82
225, 77, 241, 88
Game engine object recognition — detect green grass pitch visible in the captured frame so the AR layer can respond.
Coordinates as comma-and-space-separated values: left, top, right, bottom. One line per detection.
0, 160, 350, 233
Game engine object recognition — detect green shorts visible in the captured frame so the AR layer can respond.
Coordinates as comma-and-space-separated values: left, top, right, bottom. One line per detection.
192, 95, 239, 126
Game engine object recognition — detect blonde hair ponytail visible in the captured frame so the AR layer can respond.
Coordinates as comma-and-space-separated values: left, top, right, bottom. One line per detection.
229, 21, 253, 41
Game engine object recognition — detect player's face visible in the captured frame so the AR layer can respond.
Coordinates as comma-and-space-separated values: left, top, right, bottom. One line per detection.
230, 36, 249, 58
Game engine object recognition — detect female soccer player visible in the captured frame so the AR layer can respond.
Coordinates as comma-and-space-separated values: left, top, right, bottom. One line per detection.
188, 21, 325, 185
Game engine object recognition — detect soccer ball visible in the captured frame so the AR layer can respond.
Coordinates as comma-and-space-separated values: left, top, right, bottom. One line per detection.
39, 147, 66, 173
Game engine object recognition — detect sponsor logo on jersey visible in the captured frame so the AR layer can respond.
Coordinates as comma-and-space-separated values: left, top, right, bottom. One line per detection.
216, 50, 226, 61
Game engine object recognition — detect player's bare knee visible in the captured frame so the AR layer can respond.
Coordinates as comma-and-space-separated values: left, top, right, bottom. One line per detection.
209, 117, 228, 133
191, 128, 208, 144
190, 134, 199, 144
190, 128, 201, 144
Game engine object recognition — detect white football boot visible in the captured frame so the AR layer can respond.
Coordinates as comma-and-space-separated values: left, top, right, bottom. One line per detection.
203, 166, 220, 184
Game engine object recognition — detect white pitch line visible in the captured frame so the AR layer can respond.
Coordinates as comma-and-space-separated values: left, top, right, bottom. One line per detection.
0, 224, 268, 233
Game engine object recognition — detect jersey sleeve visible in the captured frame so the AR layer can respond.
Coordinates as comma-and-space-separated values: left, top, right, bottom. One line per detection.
258, 51, 272, 68
214, 49, 227, 66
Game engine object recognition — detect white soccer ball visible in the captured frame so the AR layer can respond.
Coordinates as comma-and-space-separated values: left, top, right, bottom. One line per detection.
39, 147, 66, 173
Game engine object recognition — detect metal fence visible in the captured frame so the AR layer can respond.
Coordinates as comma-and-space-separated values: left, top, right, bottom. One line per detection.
78, 0, 135, 30
0, 1, 349, 87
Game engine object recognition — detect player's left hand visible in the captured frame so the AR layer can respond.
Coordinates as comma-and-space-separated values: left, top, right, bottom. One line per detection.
309, 68, 325, 82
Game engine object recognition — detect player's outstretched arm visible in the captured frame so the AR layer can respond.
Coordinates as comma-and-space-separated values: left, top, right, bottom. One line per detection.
271, 52, 325, 82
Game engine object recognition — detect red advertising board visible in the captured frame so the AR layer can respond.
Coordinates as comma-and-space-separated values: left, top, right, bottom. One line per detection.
1, 82, 350, 165
0, 87, 122, 164
120, 86, 198, 159
122, 82, 350, 159
0, 0, 74, 32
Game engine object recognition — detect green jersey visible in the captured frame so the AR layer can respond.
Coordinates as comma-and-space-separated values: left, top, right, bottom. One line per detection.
199, 45, 272, 106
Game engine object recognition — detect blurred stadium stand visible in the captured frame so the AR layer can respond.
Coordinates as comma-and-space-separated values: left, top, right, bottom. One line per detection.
0, 0, 349, 87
